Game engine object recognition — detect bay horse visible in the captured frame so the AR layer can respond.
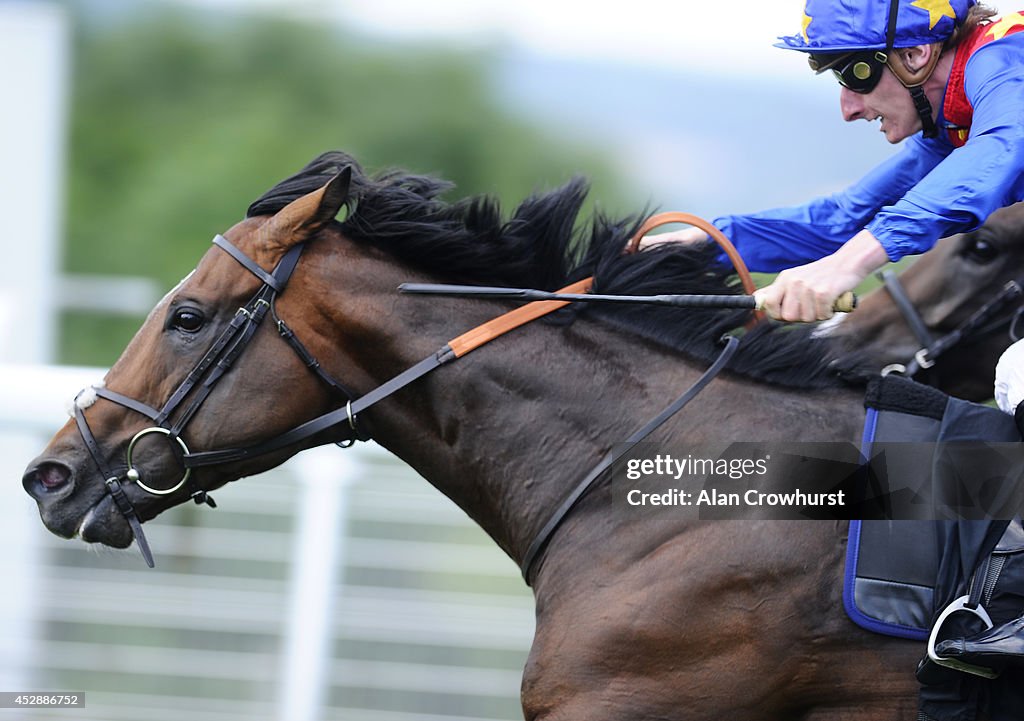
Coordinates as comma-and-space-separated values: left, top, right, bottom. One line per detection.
829, 203, 1024, 402
24, 152, 926, 720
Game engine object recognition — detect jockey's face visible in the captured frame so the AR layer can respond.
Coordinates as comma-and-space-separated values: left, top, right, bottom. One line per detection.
838, 65, 921, 143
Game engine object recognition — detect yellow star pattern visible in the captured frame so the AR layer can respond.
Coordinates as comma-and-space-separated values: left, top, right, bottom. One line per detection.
910, 0, 957, 29
802, 11, 813, 42
985, 12, 1024, 41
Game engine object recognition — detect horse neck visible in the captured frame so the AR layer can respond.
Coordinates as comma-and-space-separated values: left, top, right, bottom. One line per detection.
303, 238, 867, 570
300, 239, 726, 564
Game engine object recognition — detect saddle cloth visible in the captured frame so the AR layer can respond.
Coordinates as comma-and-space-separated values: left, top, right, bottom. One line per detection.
845, 375, 1023, 639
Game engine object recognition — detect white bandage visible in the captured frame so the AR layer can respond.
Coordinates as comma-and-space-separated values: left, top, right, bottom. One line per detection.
994, 339, 1024, 414
66, 380, 106, 417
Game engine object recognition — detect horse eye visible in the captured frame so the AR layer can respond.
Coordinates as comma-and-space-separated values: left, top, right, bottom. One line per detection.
170, 308, 205, 333
963, 236, 999, 263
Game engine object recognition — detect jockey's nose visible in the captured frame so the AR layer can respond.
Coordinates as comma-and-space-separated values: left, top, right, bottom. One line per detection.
840, 87, 866, 122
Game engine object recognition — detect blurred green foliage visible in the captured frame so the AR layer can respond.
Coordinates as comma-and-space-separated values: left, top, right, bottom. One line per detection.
61, 4, 626, 365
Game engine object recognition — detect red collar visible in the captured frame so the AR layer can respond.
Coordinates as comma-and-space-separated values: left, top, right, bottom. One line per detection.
943, 13, 1024, 147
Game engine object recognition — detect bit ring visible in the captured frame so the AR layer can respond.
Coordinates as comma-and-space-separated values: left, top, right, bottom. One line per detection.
125, 427, 191, 496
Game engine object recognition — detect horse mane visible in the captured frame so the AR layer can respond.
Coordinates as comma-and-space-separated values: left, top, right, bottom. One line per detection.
248, 152, 870, 389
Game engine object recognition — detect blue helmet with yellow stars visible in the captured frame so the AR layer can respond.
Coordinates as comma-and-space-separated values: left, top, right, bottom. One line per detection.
777, 0, 977, 53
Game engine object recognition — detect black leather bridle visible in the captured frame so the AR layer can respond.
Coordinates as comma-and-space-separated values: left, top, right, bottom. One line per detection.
73, 234, 371, 566
876, 269, 1024, 380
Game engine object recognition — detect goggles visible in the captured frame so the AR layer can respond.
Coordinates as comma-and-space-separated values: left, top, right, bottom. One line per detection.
808, 50, 889, 94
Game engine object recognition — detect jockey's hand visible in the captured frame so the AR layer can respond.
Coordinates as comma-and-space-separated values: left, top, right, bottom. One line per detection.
639, 227, 708, 250
994, 339, 1024, 414
754, 229, 889, 322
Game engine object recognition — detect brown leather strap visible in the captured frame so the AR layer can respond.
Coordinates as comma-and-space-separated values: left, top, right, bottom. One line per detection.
449, 210, 760, 357
449, 278, 593, 357
626, 211, 763, 323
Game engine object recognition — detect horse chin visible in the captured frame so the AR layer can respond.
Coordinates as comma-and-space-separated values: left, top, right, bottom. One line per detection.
75, 496, 136, 549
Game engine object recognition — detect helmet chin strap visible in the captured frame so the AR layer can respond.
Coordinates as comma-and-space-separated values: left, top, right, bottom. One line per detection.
906, 84, 939, 138
878, 0, 941, 138
886, 43, 944, 139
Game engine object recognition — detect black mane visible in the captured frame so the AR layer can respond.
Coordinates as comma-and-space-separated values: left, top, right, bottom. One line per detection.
248, 151, 868, 389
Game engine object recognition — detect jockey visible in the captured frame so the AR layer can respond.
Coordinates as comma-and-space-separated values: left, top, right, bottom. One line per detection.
778, 0, 1024, 675
653, 0, 1024, 325
652, 0, 1024, 671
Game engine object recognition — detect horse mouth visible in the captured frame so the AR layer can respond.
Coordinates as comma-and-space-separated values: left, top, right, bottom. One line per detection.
75, 495, 136, 549
25, 469, 136, 549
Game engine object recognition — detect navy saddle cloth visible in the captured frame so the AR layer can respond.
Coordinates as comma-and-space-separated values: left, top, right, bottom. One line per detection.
846, 375, 1022, 640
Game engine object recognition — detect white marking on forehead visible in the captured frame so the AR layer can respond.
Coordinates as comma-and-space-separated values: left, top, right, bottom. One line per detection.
66, 379, 106, 417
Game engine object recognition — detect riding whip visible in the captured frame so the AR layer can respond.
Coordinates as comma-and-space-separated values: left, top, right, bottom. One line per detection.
398, 283, 858, 313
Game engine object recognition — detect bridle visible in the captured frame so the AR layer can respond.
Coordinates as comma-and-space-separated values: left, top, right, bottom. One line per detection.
876, 269, 1024, 379
73, 234, 368, 567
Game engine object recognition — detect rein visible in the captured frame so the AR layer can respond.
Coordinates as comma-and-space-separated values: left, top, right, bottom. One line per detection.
75, 215, 747, 571
520, 335, 739, 584
627, 211, 764, 324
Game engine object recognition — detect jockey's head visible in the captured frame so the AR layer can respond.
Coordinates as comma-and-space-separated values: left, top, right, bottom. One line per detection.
776, 0, 982, 140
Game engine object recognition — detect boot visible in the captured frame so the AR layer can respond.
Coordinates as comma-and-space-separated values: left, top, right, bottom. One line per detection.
935, 615, 1024, 669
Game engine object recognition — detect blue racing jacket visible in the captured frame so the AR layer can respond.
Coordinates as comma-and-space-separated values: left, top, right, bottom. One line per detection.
714, 23, 1024, 273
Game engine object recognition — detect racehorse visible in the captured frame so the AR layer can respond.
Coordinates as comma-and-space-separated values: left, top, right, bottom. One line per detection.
829, 203, 1024, 402
24, 152, 929, 720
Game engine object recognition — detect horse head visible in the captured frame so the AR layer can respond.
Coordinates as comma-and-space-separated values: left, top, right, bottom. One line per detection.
22, 164, 360, 553
830, 203, 1024, 401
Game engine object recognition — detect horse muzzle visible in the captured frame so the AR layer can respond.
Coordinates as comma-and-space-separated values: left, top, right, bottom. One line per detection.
22, 453, 144, 550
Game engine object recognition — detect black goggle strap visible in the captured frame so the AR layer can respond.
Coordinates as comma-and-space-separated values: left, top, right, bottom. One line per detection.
884, 0, 899, 54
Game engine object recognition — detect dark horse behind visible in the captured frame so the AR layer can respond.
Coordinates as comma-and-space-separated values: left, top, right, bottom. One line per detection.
830, 202, 1024, 401
25, 152, 934, 720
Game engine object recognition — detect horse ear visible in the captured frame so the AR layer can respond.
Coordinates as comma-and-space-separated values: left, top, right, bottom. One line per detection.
263, 167, 352, 247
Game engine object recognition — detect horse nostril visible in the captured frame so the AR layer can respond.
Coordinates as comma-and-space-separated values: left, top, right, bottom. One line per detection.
26, 462, 72, 492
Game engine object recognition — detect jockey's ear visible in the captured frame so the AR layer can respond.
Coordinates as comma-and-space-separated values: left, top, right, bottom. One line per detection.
890, 43, 943, 86
260, 167, 352, 249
